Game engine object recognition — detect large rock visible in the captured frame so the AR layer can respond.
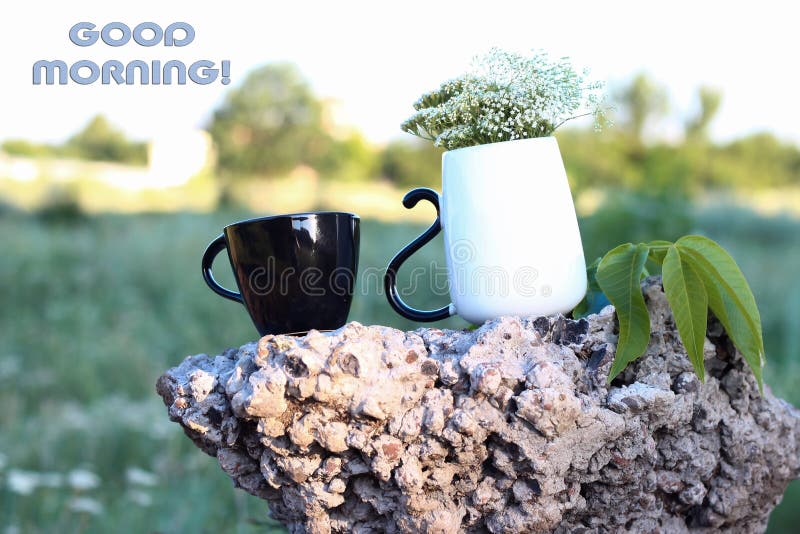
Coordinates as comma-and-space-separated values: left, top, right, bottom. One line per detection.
156, 278, 800, 533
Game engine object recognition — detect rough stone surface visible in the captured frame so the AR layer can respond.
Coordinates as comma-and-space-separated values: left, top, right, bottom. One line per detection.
156, 278, 800, 533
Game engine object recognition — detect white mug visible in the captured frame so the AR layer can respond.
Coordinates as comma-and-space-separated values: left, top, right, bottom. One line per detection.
384, 137, 587, 324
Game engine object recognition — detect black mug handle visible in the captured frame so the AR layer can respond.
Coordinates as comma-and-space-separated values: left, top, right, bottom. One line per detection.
384, 188, 453, 322
201, 234, 244, 304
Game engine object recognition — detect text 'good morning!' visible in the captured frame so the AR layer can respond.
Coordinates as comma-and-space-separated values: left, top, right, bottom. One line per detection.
32, 22, 231, 86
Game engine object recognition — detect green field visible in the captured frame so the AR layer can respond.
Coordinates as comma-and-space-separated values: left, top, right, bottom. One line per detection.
0, 196, 798, 532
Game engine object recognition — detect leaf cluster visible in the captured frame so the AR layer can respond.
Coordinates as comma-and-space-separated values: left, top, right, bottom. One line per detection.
578, 235, 765, 391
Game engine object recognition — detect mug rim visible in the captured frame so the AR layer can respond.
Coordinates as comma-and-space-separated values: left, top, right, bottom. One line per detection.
223, 211, 360, 231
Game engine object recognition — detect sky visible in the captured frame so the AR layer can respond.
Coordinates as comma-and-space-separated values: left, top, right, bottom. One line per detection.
1, 1, 799, 146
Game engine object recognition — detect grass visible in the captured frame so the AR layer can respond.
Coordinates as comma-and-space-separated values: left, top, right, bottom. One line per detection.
0, 194, 797, 532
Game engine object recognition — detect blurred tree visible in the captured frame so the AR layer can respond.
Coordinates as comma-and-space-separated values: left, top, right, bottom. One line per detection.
380, 140, 443, 188
710, 133, 800, 188
65, 115, 147, 164
557, 129, 638, 191
208, 63, 331, 177
685, 87, 722, 141
615, 73, 668, 145
1, 139, 57, 158
316, 132, 378, 182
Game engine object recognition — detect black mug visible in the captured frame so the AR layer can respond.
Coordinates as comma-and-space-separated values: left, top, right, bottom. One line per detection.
202, 212, 360, 336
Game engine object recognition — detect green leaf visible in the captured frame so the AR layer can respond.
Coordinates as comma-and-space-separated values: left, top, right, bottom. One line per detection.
596, 243, 651, 381
586, 257, 602, 292
675, 235, 765, 391
571, 299, 590, 319
662, 245, 708, 381
572, 258, 601, 318
646, 240, 673, 265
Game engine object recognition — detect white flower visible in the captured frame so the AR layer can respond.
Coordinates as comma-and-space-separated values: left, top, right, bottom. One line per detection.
67, 469, 101, 491
402, 48, 605, 150
126, 467, 158, 487
7, 470, 40, 495
68, 497, 103, 516
7, 470, 63, 495
127, 489, 153, 507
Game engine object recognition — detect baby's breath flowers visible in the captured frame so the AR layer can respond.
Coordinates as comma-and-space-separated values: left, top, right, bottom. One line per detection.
402, 48, 606, 150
